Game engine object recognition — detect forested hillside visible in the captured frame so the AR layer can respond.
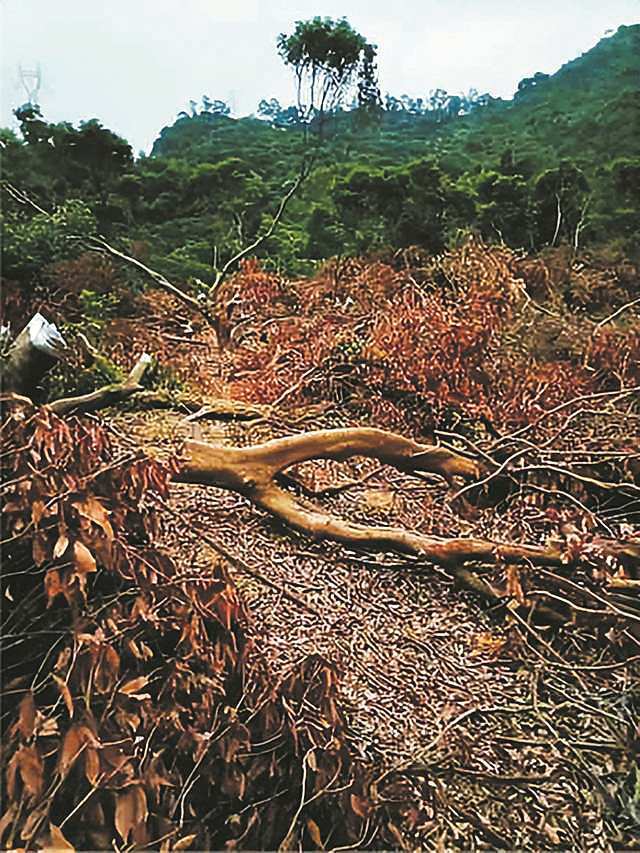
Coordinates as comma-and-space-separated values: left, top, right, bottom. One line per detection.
2, 24, 639, 290
1, 19, 640, 853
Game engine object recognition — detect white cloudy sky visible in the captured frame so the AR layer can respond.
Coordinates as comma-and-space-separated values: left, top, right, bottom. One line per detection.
1, 0, 638, 154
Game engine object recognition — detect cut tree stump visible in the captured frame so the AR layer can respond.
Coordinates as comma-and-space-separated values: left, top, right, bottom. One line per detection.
0, 313, 67, 395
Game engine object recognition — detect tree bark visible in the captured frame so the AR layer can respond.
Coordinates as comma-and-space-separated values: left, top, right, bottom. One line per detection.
0, 313, 67, 394
47, 353, 153, 415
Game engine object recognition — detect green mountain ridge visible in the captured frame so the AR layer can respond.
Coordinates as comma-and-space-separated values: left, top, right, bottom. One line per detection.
136, 23, 639, 268
150, 23, 640, 168
2, 23, 639, 291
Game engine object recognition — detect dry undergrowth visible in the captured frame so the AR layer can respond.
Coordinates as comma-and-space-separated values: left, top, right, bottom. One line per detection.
108, 407, 640, 851
3, 239, 640, 850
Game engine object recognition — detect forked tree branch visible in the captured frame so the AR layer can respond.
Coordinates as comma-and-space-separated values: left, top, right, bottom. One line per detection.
207, 159, 312, 305
89, 237, 205, 313
175, 428, 567, 569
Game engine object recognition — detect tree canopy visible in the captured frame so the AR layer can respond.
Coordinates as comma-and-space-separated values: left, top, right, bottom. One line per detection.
277, 16, 379, 134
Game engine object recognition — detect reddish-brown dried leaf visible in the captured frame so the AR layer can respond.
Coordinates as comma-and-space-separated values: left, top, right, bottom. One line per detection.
58, 724, 85, 775
222, 723, 250, 763
0, 803, 19, 840
37, 717, 59, 738
32, 533, 49, 567
38, 823, 75, 852
95, 645, 120, 693
17, 745, 44, 798
115, 785, 148, 843
144, 754, 174, 800
6, 752, 19, 801
124, 637, 142, 659
119, 676, 149, 695
100, 742, 131, 773
220, 764, 246, 799
31, 499, 46, 527
350, 793, 371, 819
72, 496, 114, 541
18, 797, 49, 843
85, 747, 100, 785
173, 834, 198, 850
73, 541, 96, 575
130, 594, 150, 621
17, 691, 37, 740
139, 641, 154, 660
2, 498, 27, 514
44, 569, 68, 607
53, 533, 69, 559
54, 646, 72, 673
306, 818, 324, 849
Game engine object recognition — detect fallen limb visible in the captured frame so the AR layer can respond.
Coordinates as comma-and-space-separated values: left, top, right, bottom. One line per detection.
175, 428, 565, 569
113, 390, 272, 421
47, 353, 153, 415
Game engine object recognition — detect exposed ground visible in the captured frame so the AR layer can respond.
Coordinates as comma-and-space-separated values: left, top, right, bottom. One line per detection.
106, 405, 640, 850
4, 241, 639, 849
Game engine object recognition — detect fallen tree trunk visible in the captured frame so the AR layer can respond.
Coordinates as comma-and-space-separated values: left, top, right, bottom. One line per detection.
4, 323, 637, 578
175, 428, 566, 569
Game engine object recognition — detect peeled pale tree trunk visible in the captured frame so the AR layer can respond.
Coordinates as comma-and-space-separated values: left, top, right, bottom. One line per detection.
3, 319, 638, 594
173, 429, 640, 624
175, 428, 567, 569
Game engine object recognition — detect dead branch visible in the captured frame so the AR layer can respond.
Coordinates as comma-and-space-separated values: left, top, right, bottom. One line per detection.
489, 386, 640, 451
207, 158, 311, 305
1, 180, 49, 216
175, 428, 565, 569
47, 353, 153, 415
2, 181, 209, 321
592, 296, 640, 332
89, 236, 205, 314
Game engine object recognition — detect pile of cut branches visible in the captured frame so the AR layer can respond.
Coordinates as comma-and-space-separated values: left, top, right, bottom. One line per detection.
1, 403, 414, 851
222, 240, 640, 437
2, 237, 640, 849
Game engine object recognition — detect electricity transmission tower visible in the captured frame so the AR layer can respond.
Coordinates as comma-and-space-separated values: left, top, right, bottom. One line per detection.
16, 63, 42, 116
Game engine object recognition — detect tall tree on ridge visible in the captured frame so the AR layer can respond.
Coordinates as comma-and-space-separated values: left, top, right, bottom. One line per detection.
277, 16, 378, 138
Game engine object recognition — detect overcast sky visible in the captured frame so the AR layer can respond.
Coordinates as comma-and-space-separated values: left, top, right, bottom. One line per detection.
1, 0, 638, 154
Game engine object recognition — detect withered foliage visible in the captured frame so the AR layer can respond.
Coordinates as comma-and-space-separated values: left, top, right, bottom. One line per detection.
0, 405, 402, 851
223, 240, 639, 435
2, 239, 639, 850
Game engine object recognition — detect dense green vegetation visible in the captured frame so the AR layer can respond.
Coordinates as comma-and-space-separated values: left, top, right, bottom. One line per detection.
2, 23, 639, 296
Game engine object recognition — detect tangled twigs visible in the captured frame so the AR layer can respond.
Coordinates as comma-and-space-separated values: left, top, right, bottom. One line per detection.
488, 386, 640, 450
